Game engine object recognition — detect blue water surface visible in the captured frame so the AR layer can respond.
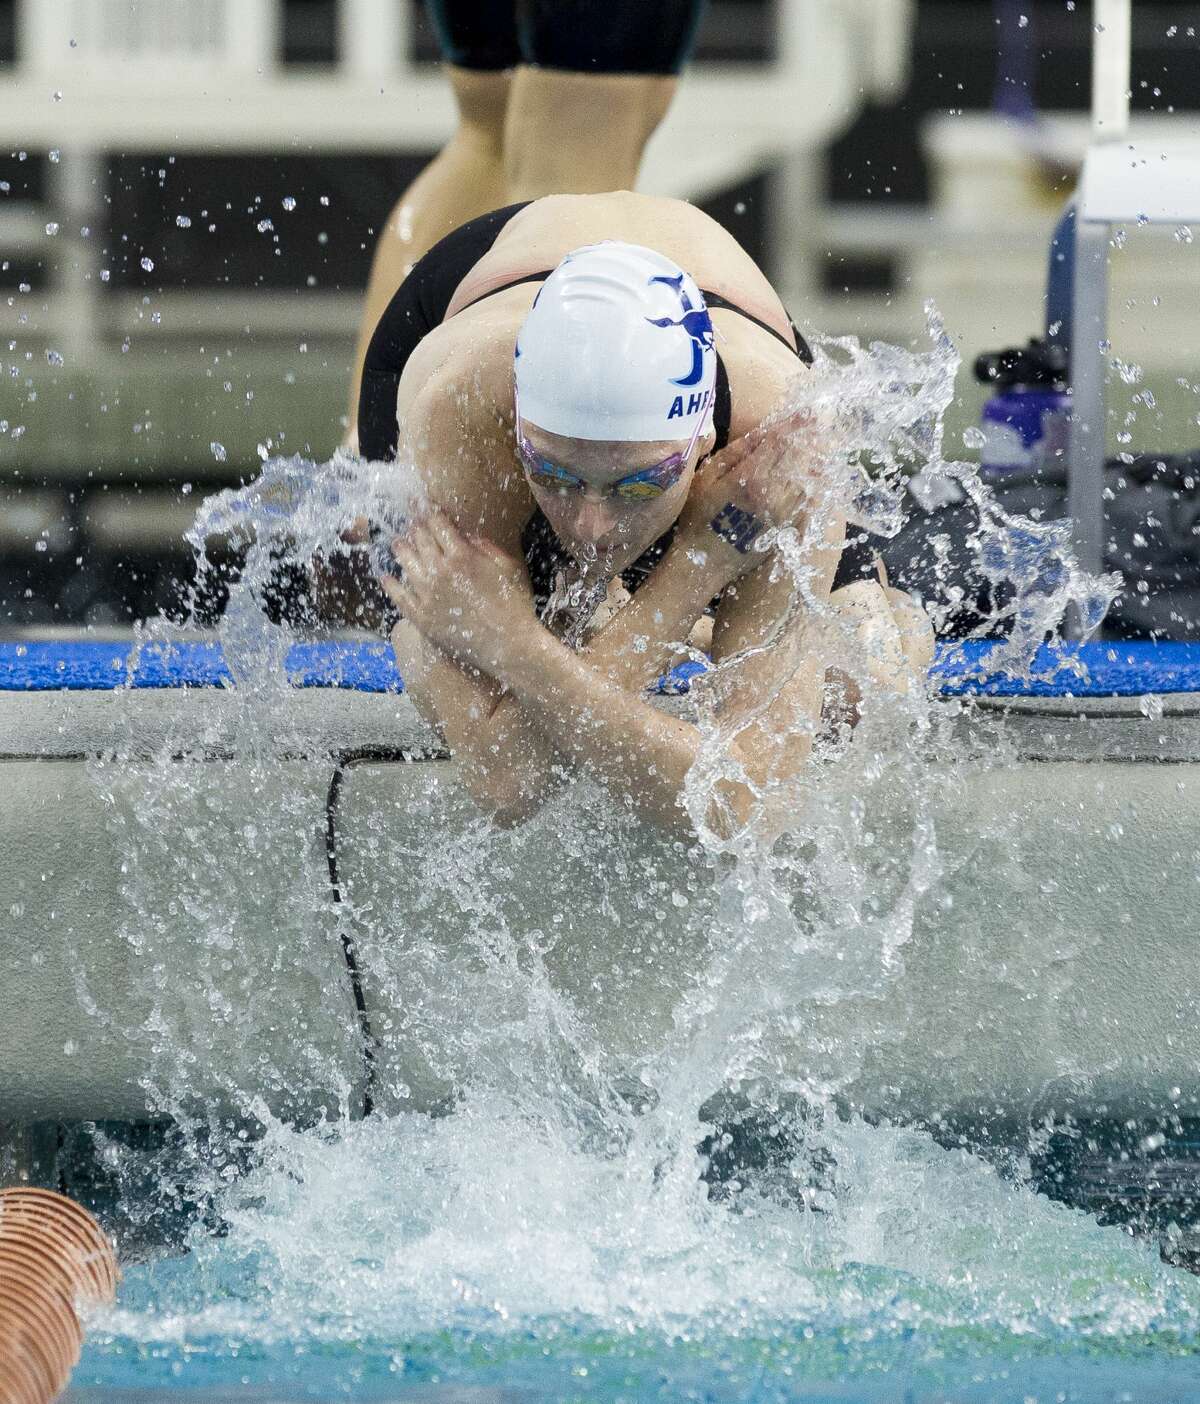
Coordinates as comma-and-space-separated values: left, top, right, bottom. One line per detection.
72, 1294, 1200, 1403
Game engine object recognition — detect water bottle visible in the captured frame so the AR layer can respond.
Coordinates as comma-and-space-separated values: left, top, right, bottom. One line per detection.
973, 339, 1070, 481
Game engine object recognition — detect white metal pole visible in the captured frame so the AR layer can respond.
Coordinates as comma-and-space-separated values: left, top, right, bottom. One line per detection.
16, 0, 66, 74
1091, 0, 1130, 141
51, 148, 103, 373
226, 0, 278, 76
1066, 222, 1109, 586
1064, 0, 1131, 635
341, 0, 404, 80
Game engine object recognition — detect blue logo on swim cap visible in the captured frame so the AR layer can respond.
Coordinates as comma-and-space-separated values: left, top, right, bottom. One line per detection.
645, 273, 714, 388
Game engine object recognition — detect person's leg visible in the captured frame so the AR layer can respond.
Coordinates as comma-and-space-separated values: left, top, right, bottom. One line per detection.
348, 65, 511, 440
504, 68, 677, 200
504, 0, 706, 199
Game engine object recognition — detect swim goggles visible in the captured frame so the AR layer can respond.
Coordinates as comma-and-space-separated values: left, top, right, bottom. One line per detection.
514, 389, 706, 503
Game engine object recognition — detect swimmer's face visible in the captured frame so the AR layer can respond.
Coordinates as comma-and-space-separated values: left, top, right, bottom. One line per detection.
520, 421, 713, 572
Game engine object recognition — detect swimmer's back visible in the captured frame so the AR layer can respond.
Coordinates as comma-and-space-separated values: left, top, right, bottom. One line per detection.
444, 192, 791, 336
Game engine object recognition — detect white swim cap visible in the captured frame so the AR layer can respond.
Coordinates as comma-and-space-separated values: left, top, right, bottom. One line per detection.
514, 241, 717, 443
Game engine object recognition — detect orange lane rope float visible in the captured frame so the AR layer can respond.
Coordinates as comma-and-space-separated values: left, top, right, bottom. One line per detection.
0, 1188, 118, 1404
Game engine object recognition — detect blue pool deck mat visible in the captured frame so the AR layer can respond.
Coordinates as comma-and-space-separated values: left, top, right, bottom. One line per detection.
3, 638, 1200, 699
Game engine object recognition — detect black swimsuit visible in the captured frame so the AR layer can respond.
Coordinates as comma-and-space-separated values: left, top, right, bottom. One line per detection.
356, 202, 883, 606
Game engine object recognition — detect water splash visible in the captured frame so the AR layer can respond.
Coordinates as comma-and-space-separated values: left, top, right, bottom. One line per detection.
71, 316, 1174, 1397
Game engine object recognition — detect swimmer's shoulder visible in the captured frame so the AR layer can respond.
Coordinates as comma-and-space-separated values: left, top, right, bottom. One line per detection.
717, 314, 811, 440
396, 300, 519, 422
397, 314, 531, 550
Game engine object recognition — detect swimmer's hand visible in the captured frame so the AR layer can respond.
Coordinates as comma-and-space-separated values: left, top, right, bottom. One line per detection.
677, 411, 816, 582
379, 509, 537, 675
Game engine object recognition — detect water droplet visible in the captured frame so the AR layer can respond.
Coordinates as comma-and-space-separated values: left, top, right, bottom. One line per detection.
45, 349, 63, 366
44, 221, 59, 236
282, 196, 296, 211
1110, 227, 1127, 249
734, 201, 746, 215
962, 426, 986, 449
1136, 212, 1150, 226
176, 214, 192, 228
317, 232, 329, 245
99, 268, 110, 282
1140, 693, 1164, 721
69, 37, 77, 47
52, 89, 63, 102
210, 441, 227, 462
63, 1039, 77, 1056
743, 894, 770, 924
319, 194, 330, 206
1018, 12, 1028, 26
1175, 225, 1193, 244
140, 256, 155, 271
48, 148, 60, 163
256, 218, 273, 233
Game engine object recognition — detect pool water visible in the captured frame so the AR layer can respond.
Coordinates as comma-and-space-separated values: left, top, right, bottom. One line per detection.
63, 1109, 1200, 1403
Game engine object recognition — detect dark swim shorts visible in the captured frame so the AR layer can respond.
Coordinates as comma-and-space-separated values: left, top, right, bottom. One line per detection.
423, 0, 708, 75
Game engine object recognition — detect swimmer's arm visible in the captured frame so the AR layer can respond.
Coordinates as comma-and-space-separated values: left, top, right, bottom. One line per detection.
486, 551, 833, 838
390, 529, 730, 824
393, 550, 721, 826
703, 539, 836, 815
486, 621, 806, 839
580, 547, 729, 690
390, 615, 579, 827
489, 495, 847, 836
487, 628, 725, 835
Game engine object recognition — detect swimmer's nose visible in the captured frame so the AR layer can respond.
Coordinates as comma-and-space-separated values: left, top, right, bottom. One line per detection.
571, 494, 619, 543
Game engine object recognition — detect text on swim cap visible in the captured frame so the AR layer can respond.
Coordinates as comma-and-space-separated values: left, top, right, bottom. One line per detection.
667, 388, 714, 421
